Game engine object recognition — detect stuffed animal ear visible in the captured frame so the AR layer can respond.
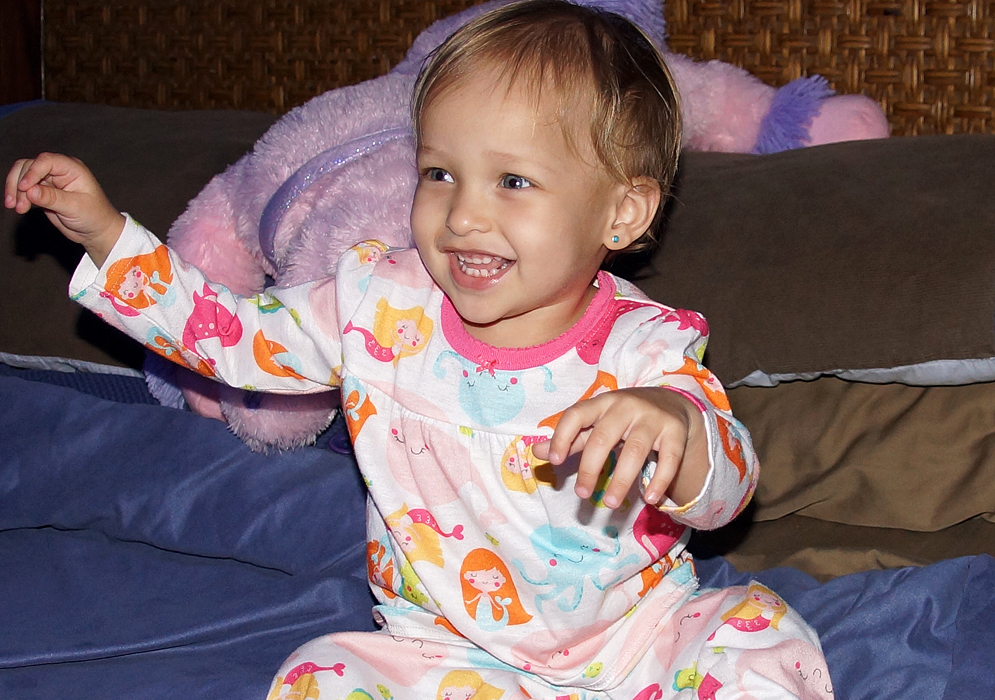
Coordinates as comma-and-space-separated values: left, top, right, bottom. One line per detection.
262, 132, 418, 289
257, 128, 412, 268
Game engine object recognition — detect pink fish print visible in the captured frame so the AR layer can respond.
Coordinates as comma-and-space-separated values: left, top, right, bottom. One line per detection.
182, 284, 243, 349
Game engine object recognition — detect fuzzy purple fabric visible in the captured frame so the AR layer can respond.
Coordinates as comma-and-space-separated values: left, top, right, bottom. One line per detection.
145, 354, 186, 410
753, 76, 835, 154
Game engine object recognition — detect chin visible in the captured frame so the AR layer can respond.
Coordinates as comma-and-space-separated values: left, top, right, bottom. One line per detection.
452, 305, 501, 328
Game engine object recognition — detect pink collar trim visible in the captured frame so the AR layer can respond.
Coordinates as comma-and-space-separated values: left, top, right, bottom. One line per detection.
440, 271, 616, 370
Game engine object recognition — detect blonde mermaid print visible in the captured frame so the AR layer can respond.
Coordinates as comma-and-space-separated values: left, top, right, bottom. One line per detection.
436, 670, 505, 700
709, 582, 787, 639
460, 549, 532, 631
500, 436, 557, 494
266, 661, 345, 700
352, 239, 391, 265
345, 298, 433, 365
386, 504, 463, 568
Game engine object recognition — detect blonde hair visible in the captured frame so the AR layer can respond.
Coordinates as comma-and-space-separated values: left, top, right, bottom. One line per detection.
412, 0, 682, 252
499, 437, 557, 493
721, 582, 788, 630
385, 505, 444, 567
372, 297, 434, 364
435, 670, 504, 700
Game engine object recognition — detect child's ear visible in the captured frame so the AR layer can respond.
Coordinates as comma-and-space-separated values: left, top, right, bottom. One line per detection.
606, 177, 661, 250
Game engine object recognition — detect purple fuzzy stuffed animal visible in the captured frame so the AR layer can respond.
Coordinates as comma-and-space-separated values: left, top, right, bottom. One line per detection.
147, 0, 889, 451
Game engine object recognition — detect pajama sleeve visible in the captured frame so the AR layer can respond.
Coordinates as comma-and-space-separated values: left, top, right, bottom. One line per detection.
612, 303, 759, 531
69, 215, 350, 394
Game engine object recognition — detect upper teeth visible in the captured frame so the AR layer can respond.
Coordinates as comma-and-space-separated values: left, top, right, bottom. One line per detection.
455, 252, 511, 277
457, 253, 498, 265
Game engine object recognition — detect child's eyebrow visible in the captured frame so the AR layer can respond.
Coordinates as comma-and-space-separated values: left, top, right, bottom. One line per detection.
482, 150, 555, 175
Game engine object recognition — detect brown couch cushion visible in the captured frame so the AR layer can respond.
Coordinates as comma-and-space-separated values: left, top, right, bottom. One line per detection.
630, 135, 995, 386
694, 513, 995, 581
727, 376, 995, 531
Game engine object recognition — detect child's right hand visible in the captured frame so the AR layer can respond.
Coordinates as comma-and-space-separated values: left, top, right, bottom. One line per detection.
5, 152, 125, 268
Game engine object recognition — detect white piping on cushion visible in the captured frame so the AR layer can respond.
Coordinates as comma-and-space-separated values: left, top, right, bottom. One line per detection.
727, 356, 995, 388
0, 351, 143, 377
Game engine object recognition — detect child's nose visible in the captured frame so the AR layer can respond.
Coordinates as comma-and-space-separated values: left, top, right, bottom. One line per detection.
446, 186, 489, 236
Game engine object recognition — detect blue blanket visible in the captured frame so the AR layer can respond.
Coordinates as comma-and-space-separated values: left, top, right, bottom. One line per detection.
1, 368, 992, 699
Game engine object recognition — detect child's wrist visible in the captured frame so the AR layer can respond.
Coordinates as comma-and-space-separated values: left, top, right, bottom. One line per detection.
84, 212, 127, 269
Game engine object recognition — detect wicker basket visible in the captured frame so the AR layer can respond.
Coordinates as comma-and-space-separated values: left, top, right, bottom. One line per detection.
44, 0, 994, 135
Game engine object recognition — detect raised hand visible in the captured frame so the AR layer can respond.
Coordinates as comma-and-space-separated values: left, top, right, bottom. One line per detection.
5, 152, 125, 267
531, 387, 708, 509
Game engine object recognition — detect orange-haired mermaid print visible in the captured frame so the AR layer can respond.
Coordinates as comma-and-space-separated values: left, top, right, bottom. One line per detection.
101, 245, 175, 315
460, 549, 532, 632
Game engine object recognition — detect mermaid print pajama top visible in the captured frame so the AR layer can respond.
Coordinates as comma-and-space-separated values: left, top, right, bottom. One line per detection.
69, 217, 834, 700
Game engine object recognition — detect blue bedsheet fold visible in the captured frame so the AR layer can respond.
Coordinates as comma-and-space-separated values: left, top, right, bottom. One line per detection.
1, 374, 367, 575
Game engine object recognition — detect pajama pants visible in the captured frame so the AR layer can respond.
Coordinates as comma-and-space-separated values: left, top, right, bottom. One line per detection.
265, 583, 833, 700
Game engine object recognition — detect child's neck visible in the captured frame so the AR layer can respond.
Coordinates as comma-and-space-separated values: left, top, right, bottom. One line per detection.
459, 283, 600, 349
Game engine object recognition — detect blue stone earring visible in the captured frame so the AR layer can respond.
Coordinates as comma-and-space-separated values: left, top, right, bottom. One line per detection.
611, 235, 620, 244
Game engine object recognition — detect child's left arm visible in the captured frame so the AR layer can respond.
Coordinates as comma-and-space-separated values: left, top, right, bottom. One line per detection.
532, 386, 708, 509
533, 301, 757, 529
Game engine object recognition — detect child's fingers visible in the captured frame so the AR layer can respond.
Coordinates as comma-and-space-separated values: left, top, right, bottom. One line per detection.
642, 437, 686, 505
603, 421, 662, 506
530, 439, 551, 460
23, 179, 65, 211
14, 153, 58, 190
5, 159, 34, 211
11, 154, 94, 220
541, 400, 597, 464
13, 152, 83, 192
23, 152, 81, 190
572, 409, 629, 501
7, 155, 61, 214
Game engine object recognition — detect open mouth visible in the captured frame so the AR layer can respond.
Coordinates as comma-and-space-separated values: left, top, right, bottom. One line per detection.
448, 251, 515, 290
454, 252, 512, 278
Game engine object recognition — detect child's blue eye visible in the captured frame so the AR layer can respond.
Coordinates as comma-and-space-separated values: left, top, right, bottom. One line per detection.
424, 167, 454, 183
500, 174, 532, 190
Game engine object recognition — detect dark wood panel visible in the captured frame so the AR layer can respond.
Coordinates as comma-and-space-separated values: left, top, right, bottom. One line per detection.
0, 0, 43, 105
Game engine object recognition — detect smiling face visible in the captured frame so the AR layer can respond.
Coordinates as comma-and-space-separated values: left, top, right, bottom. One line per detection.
752, 588, 784, 614
119, 265, 146, 300
464, 566, 507, 594
441, 686, 476, 700
411, 67, 626, 348
394, 318, 424, 352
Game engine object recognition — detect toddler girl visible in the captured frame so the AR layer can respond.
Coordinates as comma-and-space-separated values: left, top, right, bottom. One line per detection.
5, 1, 832, 697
